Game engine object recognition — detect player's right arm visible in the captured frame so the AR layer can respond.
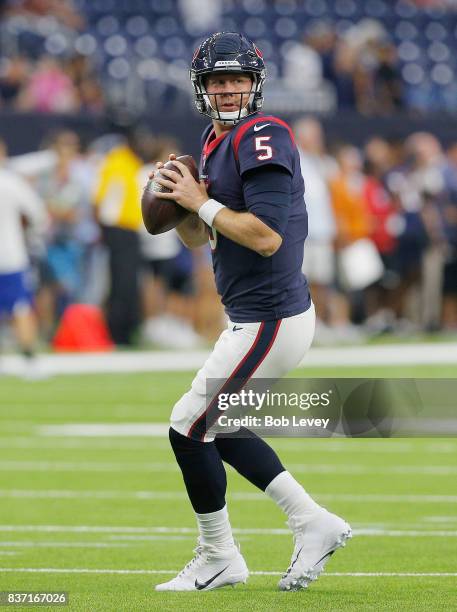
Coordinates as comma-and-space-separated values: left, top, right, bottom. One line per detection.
175, 212, 208, 248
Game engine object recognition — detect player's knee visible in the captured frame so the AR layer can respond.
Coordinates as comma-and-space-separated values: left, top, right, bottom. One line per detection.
169, 426, 189, 449
169, 426, 202, 452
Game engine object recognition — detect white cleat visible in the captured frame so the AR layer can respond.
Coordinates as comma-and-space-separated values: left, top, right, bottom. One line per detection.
155, 541, 249, 592
279, 509, 352, 592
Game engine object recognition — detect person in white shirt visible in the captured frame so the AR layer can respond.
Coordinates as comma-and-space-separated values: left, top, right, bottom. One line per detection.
294, 117, 337, 335
0, 139, 48, 372
138, 163, 202, 349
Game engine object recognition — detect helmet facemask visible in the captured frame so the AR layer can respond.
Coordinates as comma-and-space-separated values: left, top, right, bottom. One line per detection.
191, 70, 265, 126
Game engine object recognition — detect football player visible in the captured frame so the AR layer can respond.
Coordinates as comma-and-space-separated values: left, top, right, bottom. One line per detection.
153, 32, 351, 592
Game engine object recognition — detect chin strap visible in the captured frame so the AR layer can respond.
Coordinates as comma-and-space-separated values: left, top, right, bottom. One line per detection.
195, 73, 262, 125
205, 90, 253, 125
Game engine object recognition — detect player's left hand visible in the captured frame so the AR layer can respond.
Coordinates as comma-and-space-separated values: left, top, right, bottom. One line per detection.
154, 158, 208, 213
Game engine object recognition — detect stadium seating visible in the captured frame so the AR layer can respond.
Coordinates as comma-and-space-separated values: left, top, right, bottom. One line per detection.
1, 0, 457, 113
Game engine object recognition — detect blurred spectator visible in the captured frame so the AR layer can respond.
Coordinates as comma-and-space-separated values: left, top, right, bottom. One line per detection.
138, 138, 202, 349
283, 32, 325, 92
3, 0, 84, 30
66, 54, 105, 114
330, 145, 373, 336
294, 116, 337, 337
17, 56, 79, 113
93, 127, 145, 345
179, 0, 221, 35
0, 56, 30, 107
362, 138, 400, 331
374, 43, 403, 115
330, 145, 372, 249
305, 22, 337, 84
344, 19, 388, 115
363, 138, 398, 262
442, 143, 457, 328
405, 133, 448, 331
77, 77, 105, 114
68, 139, 103, 306
31, 130, 87, 337
0, 137, 47, 376
325, 19, 404, 116
386, 133, 446, 330
331, 40, 357, 110
141, 232, 199, 348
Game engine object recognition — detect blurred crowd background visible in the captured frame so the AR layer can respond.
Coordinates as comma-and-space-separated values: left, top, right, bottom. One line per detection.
3, 0, 457, 116
1, 0, 457, 356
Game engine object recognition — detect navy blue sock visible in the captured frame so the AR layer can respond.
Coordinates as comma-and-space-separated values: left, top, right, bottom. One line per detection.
169, 427, 227, 514
215, 428, 285, 491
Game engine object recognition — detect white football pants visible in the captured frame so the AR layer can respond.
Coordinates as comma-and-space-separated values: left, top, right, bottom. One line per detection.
170, 303, 316, 442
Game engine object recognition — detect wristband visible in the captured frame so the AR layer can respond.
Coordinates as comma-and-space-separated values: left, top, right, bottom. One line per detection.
198, 199, 226, 227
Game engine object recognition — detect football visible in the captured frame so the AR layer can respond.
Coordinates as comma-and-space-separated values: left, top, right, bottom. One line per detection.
142, 155, 199, 235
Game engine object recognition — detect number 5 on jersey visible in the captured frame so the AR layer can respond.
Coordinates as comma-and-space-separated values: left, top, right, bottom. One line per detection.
255, 136, 272, 161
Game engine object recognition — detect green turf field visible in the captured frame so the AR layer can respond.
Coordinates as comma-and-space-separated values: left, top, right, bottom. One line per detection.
1, 366, 456, 611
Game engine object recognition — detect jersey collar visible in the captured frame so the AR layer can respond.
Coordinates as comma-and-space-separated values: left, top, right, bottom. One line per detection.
202, 113, 263, 163
202, 128, 229, 162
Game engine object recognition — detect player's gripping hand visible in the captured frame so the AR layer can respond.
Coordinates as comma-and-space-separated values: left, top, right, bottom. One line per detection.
152, 154, 209, 213
148, 153, 176, 178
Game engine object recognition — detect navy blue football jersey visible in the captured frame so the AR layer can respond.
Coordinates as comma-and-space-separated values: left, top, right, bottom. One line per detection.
200, 112, 311, 323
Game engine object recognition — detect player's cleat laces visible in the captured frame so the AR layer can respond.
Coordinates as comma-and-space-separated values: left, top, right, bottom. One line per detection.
155, 539, 249, 591
279, 509, 352, 591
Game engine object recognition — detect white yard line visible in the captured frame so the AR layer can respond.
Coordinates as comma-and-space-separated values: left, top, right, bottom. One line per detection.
0, 524, 456, 537
0, 461, 178, 472
2, 435, 456, 457
103, 529, 457, 538
0, 437, 416, 451
13, 432, 456, 455
0, 437, 172, 449
0, 542, 132, 548
38, 424, 170, 438
1, 343, 456, 377
2, 460, 457, 476
286, 464, 457, 475
0, 540, 190, 548
0, 567, 455, 577
0, 490, 456, 503
424, 516, 457, 523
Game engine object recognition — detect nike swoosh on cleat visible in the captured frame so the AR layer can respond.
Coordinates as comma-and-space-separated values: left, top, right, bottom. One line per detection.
195, 565, 230, 590
312, 529, 351, 568
313, 549, 334, 567
253, 123, 270, 131
232, 326, 243, 332
283, 545, 304, 577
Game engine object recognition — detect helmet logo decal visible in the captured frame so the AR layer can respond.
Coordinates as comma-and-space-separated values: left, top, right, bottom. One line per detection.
253, 44, 263, 58
214, 60, 242, 67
